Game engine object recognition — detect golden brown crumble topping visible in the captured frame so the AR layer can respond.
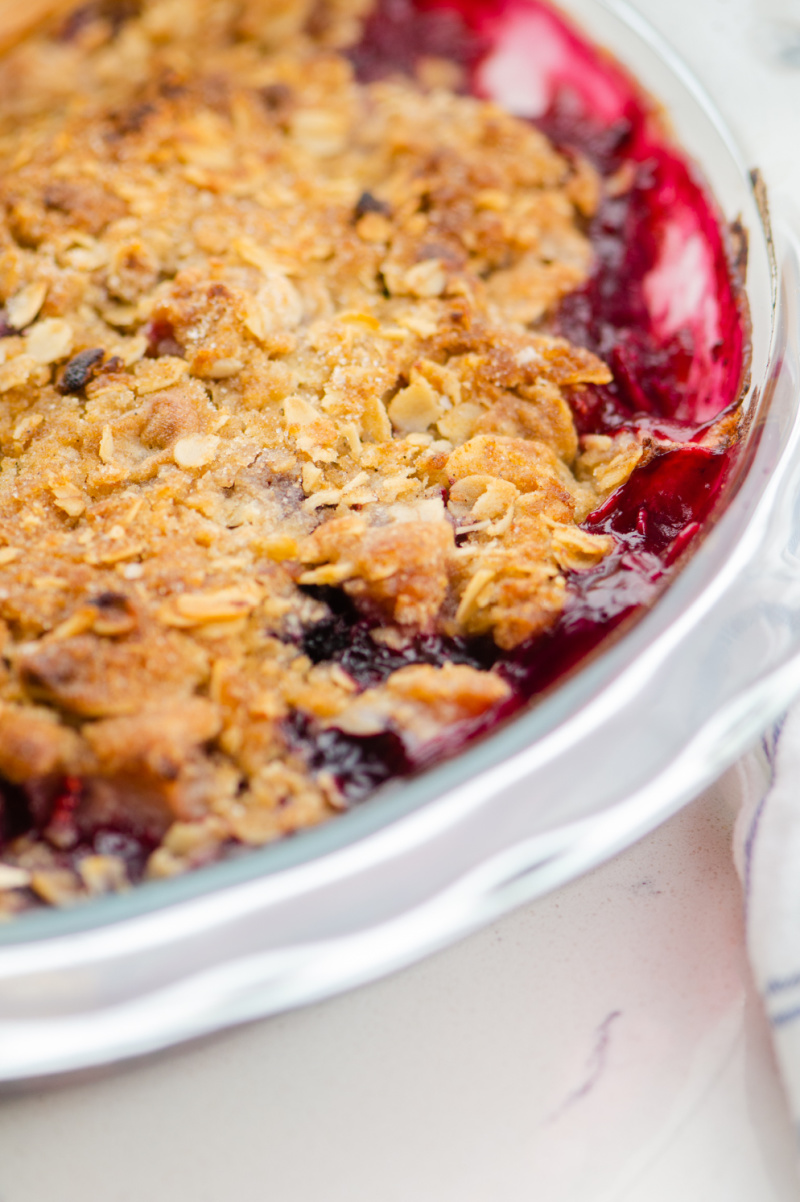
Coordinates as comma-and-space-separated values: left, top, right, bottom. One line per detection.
0, 0, 647, 913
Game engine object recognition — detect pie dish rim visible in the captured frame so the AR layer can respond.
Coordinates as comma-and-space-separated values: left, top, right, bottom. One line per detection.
0, 0, 791, 1079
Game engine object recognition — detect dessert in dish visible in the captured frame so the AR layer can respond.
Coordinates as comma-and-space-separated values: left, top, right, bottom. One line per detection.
0, 0, 748, 914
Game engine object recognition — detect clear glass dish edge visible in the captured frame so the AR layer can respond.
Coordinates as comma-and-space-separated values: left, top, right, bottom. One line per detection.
0, 0, 796, 1081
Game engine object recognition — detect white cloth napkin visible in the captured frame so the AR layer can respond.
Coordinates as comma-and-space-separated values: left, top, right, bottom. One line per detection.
734, 709, 800, 1133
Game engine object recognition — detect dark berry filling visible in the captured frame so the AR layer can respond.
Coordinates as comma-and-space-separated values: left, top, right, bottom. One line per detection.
285, 711, 411, 803
301, 586, 498, 688
0, 774, 157, 888
346, 0, 489, 83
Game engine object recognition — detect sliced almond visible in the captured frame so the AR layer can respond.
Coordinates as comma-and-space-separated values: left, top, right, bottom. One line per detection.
283, 395, 322, 427
6, 280, 48, 331
99, 425, 115, 464
404, 258, 446, 298
0, 864, 31, 890
26, 318, 73, 365
173, 433, 220, 469
133, 356, 188, 395
159, 584, 261, 626
13, 413, 44, 442
456, 567, 497, 625
388, 376, 442, 434
203, 357, 243, 380
77, 855, 129, 896
298, 562, 355, 586
51, 482, 85, 518
30, 868, 82, 906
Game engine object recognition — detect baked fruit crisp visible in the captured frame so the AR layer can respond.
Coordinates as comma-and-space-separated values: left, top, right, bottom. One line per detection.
0, 0, 748, 913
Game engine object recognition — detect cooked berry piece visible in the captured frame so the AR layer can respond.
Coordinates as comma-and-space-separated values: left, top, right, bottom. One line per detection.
354, 191, 390, 219
58, 348, 105, 394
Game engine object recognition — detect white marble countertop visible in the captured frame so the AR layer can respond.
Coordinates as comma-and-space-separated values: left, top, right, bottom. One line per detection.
1, 768, 797, 1200
3, 2, 800, 1197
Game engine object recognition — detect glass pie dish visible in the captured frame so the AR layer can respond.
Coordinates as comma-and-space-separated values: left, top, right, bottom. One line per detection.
0, 0, 797, 1081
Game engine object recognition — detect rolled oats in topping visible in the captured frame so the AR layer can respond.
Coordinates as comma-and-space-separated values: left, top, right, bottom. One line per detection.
0, 0, 648, 910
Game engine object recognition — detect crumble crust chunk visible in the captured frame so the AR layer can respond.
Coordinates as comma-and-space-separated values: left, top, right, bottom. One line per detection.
0, 0, 644, 913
